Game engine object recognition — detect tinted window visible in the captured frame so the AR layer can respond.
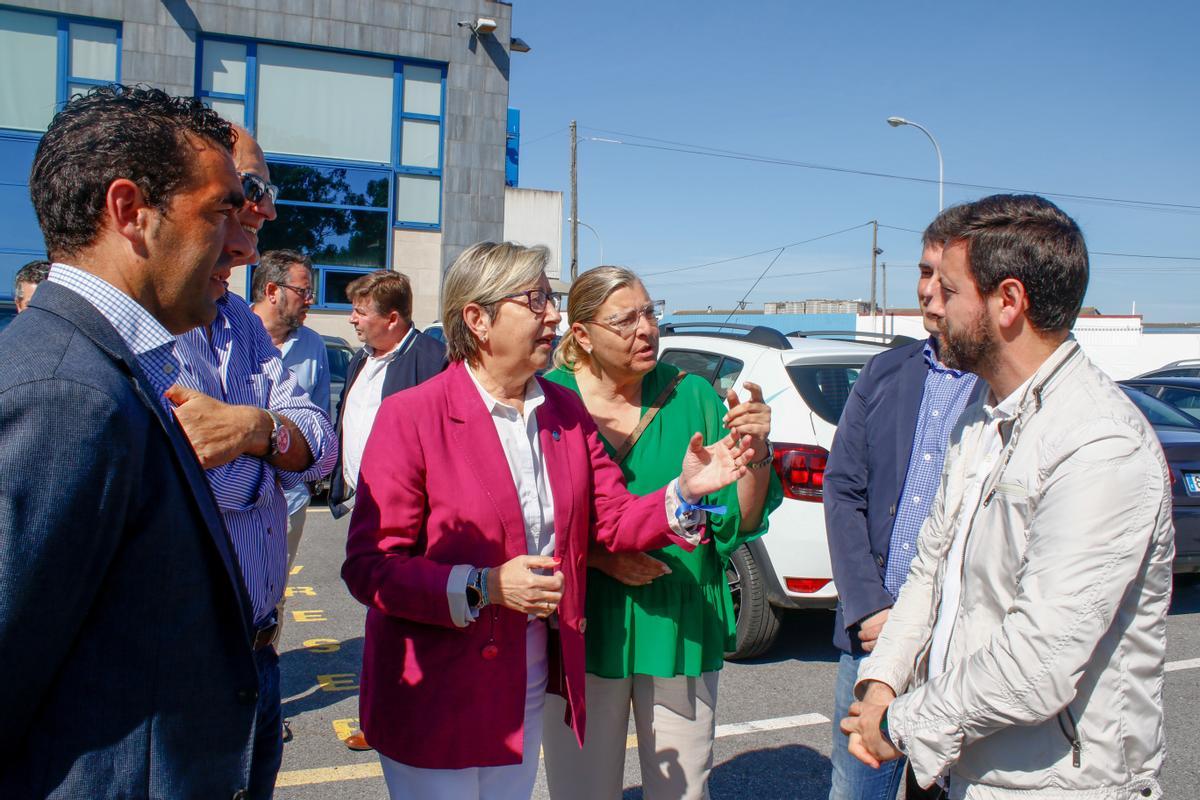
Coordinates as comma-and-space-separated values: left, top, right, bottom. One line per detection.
659, 349, 722, 383
713, 357, 744, 394
326, 344, 352, 383
1157, 387, 1200, 419
1122, 386, 1200, 428
787, 364, 864, 424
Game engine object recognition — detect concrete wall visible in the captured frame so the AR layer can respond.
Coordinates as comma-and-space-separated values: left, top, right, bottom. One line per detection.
10, 0, 512, 318
503, 187, 563, 279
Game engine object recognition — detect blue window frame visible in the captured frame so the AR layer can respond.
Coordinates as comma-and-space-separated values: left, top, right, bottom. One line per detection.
253, 155, 390, 309
0, 7, 120, 298
196, 36, 446, 232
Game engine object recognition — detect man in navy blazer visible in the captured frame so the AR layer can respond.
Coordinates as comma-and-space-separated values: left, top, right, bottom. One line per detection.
824, 225, 984, 800
0, 86, 261, 798
329, 269, 446, 518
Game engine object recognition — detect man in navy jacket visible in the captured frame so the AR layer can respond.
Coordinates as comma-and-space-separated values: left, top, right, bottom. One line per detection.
0, 86, 261, 798
824, 225, 983, 800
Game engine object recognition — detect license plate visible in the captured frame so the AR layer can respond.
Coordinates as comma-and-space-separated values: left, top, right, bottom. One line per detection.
1186, 473, 1200, 494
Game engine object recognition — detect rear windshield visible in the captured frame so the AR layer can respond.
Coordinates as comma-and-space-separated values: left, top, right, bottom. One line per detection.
1122, 386, 1200, 429
786, 363, 865, 424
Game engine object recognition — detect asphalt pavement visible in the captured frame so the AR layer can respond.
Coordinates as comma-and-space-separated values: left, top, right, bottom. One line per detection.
274, 507, 1200, 799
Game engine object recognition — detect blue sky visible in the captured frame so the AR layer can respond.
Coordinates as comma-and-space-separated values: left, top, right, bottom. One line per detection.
507, 1, 1199, 321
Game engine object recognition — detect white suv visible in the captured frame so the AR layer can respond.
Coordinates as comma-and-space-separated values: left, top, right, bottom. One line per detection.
658, 323, 903, 659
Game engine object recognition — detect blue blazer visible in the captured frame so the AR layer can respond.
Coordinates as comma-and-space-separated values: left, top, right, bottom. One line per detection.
329, 329, 447, 515
823, 339, 984, 653
0, 282, 259, 798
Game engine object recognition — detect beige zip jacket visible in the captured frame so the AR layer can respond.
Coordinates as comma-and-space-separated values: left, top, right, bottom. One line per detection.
857, 338, 1174, 799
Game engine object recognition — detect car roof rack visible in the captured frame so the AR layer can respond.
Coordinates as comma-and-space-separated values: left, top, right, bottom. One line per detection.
785, 329, 917, 348
658, 322, 792, 350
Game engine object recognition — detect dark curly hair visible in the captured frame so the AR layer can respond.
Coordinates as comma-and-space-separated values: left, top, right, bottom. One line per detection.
30, 84, 237, 259
922, 194, 1088, 333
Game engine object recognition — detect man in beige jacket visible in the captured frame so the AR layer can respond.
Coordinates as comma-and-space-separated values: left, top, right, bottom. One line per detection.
842, 194, 1173, 799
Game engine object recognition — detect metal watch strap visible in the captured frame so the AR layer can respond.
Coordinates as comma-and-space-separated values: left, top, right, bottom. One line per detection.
746, 440, 774, 469
266, 410, 284, 456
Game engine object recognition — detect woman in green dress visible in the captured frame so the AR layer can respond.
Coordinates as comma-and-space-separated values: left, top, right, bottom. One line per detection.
541, 267, 781, 800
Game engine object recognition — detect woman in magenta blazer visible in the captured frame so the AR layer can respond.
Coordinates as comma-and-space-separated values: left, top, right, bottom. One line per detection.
341, 242, 756, 800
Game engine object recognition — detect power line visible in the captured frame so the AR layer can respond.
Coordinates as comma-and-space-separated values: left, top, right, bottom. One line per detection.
520, 127, 568, 147
580, 127, 1200, 214
638, 221, 873, 278
724, 248, 786, 324
877, 224, 1200, 262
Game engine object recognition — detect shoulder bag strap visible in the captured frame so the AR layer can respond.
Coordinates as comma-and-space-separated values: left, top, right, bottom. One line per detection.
613, 370, 688, 465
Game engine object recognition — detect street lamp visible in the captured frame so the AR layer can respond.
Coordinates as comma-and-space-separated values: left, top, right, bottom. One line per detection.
568, 218, 604, 266
887, 116, 944, 211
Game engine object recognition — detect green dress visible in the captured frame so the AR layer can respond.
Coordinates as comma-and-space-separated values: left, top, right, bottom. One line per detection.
544, 363, 783, 678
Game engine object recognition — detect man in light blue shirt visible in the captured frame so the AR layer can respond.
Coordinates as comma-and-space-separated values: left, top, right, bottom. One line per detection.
252, 248, 332, 572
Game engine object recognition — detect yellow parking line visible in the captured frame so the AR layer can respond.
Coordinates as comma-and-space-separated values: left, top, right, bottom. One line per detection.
275, 762, 382, 787
275, 713, 829, 788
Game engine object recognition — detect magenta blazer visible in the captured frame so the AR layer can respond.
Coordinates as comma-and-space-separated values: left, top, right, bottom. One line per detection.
342, 361, 697, 769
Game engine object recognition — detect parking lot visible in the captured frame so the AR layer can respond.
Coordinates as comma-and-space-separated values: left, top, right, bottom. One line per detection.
273, 507, 1200, 800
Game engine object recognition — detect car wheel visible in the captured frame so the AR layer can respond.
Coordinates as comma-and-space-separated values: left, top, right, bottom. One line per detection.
725, 544, 783, 660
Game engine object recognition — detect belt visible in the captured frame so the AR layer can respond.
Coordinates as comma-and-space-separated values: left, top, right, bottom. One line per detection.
253, 623, 279, 650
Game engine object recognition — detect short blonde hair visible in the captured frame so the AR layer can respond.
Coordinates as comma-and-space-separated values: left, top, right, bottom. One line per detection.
552, 266, 644, 371
442, 241, 550, 364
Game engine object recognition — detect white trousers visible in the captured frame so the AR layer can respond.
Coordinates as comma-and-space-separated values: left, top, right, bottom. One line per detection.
542, 671, 720, 800
379, 621, 549, 800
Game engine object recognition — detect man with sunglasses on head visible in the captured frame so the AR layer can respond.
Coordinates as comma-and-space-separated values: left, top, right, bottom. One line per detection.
170, 126, 337, 798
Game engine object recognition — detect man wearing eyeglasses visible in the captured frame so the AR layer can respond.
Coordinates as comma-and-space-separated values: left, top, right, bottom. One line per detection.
169, 127, 337, 797
251, 249, 331, 573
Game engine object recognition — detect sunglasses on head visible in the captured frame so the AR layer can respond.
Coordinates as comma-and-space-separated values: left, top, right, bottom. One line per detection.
239, 172, 279, 205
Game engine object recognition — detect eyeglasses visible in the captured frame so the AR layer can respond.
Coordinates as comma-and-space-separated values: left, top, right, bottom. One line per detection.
499, 288, 566, 315
276, 283, 315, 302
593, 302, 659, 337
239, 172, 279, 205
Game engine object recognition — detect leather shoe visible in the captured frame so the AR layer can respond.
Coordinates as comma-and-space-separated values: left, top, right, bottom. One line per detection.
344, 731, 373, 751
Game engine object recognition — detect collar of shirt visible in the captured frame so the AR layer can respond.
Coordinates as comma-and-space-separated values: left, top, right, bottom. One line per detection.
365, 326, 415, 364
47, 263, 176, 357
983, 370, 1036, 426
922, 336, 969, 377
465, 363, 546, 423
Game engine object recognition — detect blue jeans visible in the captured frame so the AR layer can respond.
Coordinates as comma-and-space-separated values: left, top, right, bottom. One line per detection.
248, 645, 283, 800
829, 652, 906, 800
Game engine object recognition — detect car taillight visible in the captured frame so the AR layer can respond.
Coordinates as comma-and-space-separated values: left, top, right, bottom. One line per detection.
785, 577, 832, 594
772, 443, 828, 502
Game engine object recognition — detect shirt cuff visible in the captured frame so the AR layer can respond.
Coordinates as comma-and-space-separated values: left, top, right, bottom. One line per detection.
447, 564, 478, 628
665, 478, 705, 544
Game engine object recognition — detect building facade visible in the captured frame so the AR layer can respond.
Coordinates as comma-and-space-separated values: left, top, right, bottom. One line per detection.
0, 0, 522, 336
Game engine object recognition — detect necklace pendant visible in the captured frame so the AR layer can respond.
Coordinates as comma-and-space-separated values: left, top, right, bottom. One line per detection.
481, 643, 500, 660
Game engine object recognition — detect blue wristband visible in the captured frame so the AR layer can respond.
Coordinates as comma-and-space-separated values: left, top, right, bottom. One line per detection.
479, 567, 491, 607
674, 481, 726, 519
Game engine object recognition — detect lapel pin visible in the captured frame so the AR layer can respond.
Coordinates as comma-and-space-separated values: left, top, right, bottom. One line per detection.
552, 430, 560, 441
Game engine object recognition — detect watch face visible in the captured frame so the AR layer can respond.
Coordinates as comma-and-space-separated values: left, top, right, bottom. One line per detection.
465, 584, 481, 609
275, 420, 291, 454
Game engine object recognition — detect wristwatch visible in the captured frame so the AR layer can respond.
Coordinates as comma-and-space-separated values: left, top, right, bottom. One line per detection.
266, 410, 291, 457
747, 439, 774, 469
465, 567, 491, 610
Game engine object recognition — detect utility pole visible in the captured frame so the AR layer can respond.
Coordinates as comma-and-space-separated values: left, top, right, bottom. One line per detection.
869, 220, 879, 330
569, 120, 578, 281
881, 261, 888, 335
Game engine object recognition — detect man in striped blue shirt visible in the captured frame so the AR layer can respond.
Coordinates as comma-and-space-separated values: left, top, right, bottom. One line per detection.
171, 128, 337, 798
825, 222, 982, 800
